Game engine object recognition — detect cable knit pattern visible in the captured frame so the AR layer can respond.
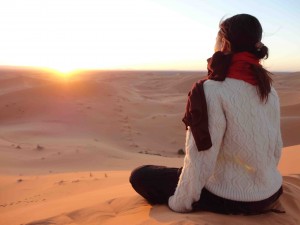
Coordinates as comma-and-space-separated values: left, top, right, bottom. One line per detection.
168, 78, 283, 213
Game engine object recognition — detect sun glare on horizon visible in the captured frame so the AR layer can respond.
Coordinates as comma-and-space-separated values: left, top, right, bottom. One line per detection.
0, 0, 214, 72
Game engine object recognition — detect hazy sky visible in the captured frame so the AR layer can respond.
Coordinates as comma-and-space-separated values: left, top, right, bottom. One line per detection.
0, 0, 299, 72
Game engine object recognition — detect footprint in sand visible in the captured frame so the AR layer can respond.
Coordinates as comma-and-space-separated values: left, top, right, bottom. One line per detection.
56, 180, 66, 185
126, 137, 133, 141
115, 106, 123, 112
122, 124, 131, 129
114, 96, 142, 150
118, 116, 128, 123
35, 144, 44, 151
130, 143, 139, 148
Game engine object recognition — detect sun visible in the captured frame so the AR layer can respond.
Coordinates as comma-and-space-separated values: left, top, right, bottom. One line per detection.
55, 68, 77, 77
56, 67, 75, 74
44, 66, 79, 80
56, 71, 73, 78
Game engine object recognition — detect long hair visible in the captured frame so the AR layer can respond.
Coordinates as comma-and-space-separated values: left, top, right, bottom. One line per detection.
219, 14, 273, 103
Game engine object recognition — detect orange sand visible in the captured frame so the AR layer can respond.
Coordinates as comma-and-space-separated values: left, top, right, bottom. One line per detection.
0, 70, 299, 225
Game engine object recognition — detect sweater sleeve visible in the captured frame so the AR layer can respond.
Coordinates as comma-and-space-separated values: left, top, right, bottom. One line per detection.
274, 94, 283, 166
275, 128, 283, 166
168, 84, 226, 213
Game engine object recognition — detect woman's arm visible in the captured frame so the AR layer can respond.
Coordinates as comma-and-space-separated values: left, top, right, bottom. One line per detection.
274, 94, 283, 166
168, 83, 226, 213
275, 128, 283, 166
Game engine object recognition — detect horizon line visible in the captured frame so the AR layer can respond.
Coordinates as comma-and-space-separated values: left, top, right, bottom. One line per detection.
0, 65, 298, 74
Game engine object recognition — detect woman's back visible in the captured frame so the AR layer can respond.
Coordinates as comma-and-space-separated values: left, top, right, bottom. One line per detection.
130, 13, 284, 214
204, 77, 282, 201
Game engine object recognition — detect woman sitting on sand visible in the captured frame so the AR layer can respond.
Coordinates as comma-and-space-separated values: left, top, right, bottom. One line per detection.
129, 14, 283, 215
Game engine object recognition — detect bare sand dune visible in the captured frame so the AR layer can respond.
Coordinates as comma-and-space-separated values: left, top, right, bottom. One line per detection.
281, 117, 300, 147
0, 69, 299, 225
273, 72, 300, 108
274, 72, 300, 89
0, 75, 46, 88
281, 103, 300, 116
1, 171, 300, 225
280, 100, 300, 147
278, 145, 300, 175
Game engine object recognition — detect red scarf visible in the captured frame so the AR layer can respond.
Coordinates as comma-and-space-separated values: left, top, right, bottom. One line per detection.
183, 51, 261, 152
227, 52, 259, 85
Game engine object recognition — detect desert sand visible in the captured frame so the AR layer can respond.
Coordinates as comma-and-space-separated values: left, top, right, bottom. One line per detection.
0, 69, 299, 225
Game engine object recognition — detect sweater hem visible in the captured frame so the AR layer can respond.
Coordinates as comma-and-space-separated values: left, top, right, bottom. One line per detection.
204, 176, 283, 202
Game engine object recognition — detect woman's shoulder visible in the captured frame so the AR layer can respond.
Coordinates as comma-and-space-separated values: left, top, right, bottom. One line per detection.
203, 79, 223, 86
203, 78, 259, 101
204, 77, 263, 93
202, 79, 224, 100
203, 77, 242, 89
202, 79, 224, 91
202, 78, 233, 94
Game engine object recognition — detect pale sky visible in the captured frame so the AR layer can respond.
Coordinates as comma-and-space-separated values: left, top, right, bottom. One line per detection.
0, 0, 299, 72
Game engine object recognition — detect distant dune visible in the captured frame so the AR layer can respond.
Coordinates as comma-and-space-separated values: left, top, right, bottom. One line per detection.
0, 70, 299, 225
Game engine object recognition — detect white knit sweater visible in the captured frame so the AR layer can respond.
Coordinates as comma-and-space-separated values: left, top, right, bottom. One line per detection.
168, 78, 283, 213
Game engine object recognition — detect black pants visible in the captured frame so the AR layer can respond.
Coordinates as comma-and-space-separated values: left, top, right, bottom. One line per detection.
129, 165, 284, 215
